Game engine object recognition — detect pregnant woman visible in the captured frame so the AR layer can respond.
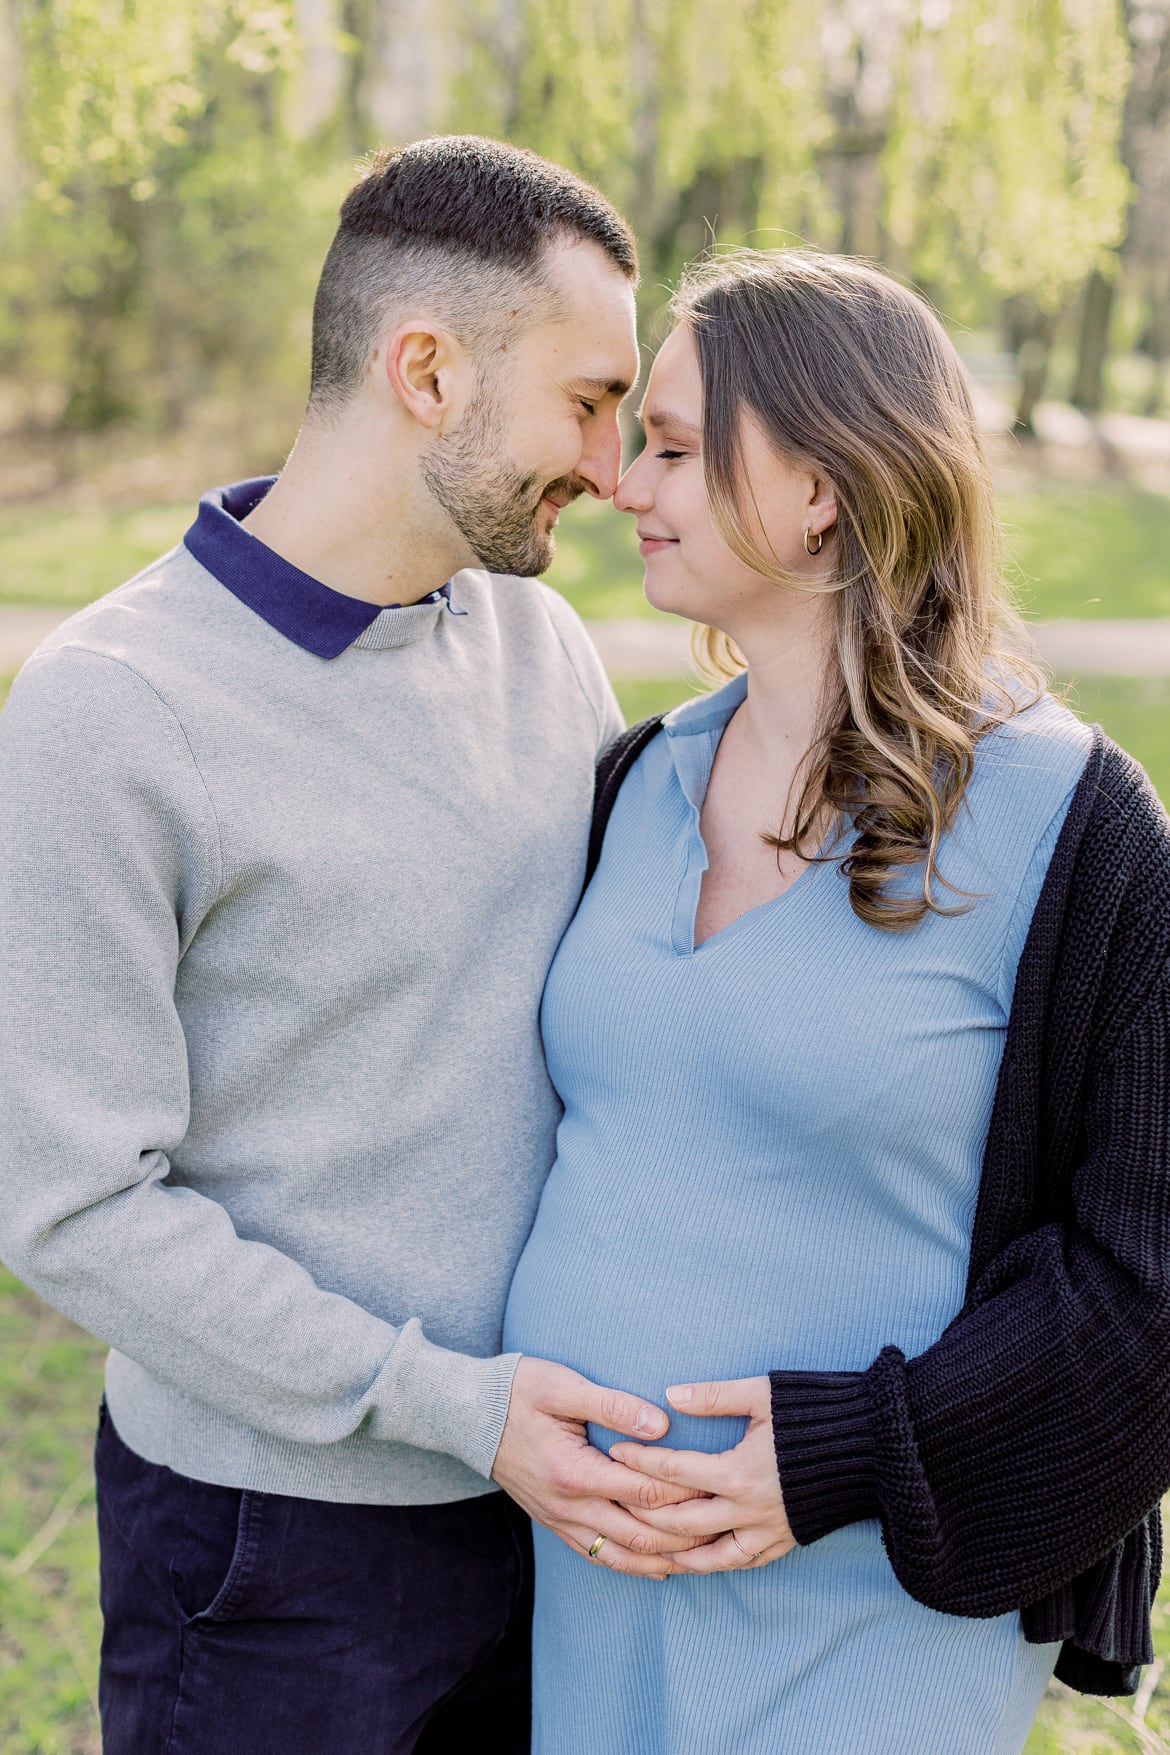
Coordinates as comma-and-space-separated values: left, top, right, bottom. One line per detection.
502, 250, 1170, 1753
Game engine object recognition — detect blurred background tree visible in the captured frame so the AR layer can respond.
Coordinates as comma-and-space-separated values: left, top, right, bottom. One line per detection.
0, 0, 1157, 468
3, 14, 1170, 1753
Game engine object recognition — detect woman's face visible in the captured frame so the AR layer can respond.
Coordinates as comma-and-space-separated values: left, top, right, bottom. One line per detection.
613, 323, 836, 635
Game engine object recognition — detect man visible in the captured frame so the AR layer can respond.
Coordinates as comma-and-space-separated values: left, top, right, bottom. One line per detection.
0, 136, 687, 1754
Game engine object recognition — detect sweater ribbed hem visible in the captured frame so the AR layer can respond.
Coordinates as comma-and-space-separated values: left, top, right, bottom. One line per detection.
770, 1369, 882, 1544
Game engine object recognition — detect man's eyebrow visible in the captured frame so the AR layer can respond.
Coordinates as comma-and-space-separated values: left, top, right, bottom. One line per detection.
637, 405, 701, 436
574, 374, 635, 398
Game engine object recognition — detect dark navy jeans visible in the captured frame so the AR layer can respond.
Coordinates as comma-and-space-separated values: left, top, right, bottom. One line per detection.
94, 1402, 533, 1754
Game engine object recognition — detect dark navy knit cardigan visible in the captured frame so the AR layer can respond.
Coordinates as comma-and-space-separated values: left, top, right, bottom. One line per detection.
591, 722, 1170, 1697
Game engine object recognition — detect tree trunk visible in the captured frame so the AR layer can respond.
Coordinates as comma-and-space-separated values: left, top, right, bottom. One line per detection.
1011, 305, 1058, 435
1070, 269, 1115, 412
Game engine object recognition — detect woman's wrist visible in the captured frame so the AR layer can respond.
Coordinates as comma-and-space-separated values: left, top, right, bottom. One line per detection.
769, 1369, 881, 1544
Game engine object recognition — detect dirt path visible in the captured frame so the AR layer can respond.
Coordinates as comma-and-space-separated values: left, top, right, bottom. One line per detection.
3, 605, 1169, 680
589, 618, 1170, 679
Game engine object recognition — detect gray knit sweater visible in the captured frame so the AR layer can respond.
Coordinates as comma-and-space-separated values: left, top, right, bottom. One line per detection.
0, 533, 622, 1504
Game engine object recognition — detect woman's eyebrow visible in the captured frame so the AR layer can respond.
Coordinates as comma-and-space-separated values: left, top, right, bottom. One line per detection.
637, 405, 700, 436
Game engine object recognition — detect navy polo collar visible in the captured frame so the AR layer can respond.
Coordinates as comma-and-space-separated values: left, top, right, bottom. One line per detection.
183, 476, 465, 660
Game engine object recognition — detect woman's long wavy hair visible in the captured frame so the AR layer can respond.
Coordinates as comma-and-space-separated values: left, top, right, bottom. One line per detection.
673, 249, 1042, 931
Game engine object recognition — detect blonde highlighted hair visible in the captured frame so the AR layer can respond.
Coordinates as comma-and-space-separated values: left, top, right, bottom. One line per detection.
672, 249, 1042, 931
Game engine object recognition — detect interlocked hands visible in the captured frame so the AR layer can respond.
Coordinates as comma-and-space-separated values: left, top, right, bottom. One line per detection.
492, 1363, 793, 1578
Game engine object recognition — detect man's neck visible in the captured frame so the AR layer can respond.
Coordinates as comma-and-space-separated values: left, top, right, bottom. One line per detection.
241, 420, 468, 608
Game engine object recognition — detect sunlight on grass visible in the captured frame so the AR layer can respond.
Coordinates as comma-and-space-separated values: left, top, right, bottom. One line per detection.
611, 675, 1170, 809
4, 481, 1166, 623
0, 1262, 1165, 1755
0, 503, 190, 608
0, 1270, 104, 1755
999, 485, 1170, 621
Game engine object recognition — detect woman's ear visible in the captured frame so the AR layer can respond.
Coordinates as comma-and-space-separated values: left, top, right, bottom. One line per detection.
807, 472, 838, 542
383, 323, 469, 432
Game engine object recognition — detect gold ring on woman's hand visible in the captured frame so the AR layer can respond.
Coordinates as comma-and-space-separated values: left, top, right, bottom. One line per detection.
731, 1533, 763, 1563
588, 1533, 608, 1559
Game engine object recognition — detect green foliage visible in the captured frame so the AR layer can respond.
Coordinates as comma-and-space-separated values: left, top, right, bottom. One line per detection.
448, 0, 834, 302
0, 0, 1143, 429
0, 0, 324, 429
882, 0, 1133, 310
448, 0, 1134, 318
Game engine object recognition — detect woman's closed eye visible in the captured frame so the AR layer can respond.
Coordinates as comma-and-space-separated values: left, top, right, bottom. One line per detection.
656, 449, 690, 461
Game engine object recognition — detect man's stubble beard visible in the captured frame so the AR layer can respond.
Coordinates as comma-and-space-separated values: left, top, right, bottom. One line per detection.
419, 371, 569, 577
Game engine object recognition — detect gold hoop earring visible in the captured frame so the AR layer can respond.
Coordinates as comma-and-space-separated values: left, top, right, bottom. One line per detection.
804, 526, 824, 557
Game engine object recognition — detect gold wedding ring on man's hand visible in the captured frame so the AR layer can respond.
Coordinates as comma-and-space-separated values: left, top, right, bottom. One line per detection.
588, 1534, 608, 1559
731, 1533, 763, 1563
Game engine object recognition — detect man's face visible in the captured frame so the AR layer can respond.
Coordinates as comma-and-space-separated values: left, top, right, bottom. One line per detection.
420, 239, 639, 576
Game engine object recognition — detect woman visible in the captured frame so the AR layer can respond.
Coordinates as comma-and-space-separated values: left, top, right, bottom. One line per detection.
502, 250, 1170, 1754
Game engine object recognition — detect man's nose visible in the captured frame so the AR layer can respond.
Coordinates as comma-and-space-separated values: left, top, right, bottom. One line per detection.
579, 417, 624, 501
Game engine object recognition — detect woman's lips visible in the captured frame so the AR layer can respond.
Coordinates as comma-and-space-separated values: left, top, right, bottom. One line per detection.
638, 534, 679, 555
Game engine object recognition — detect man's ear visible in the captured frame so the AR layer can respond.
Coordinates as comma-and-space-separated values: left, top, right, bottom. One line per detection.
383, 323, 469, 431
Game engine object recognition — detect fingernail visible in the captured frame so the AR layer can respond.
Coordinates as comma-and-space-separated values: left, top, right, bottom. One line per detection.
667, 1385, 692, 1408
635, 1405, 666, 1437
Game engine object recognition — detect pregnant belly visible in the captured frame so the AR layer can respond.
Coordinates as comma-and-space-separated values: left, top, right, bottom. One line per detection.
503, 1138, 970, 1457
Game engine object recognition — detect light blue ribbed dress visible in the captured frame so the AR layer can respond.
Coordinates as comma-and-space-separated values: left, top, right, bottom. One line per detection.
503, 671, 1094, 1755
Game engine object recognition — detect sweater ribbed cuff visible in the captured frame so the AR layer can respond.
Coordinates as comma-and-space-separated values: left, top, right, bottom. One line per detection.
770, 1369, 881, 1545
374, 1319, 522, 1480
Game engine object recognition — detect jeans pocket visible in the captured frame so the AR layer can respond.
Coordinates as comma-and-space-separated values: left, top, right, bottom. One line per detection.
173, 1488, 267, 1627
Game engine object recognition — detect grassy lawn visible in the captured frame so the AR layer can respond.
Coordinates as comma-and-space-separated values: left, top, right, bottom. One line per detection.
0, 1269, 104, 1755
564, 482, 1170, 624
0, 488, 1168, 1750
612, 675, 1170, 808
999, 485, 1170, 621
0, 503, 191, 608
0, 1263, 1165, 1755
3, 481, 1170, 622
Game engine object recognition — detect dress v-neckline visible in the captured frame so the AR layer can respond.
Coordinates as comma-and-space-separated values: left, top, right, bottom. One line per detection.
690, 850, 826, 951
661, 680, 843, 956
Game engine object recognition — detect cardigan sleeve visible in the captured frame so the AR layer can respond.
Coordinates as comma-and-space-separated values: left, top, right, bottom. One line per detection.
770, 967, 1170, 1619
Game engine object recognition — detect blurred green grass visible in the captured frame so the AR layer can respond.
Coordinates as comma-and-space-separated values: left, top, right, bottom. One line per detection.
612, 676, 1170, 808
0, 1263, 1165, 1755
3, 482, 1170, 622
0, 1268, 104, 1755
569, 482, 1170, 624
0, 503, 191, 607
1, 482, 1168, 1752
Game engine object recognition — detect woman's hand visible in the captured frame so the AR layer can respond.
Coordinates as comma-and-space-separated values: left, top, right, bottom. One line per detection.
492, 1357, 711, 1579
612, 1375, 796, 1573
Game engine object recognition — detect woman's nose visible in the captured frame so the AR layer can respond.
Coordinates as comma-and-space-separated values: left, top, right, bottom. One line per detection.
614, 454, 650, 515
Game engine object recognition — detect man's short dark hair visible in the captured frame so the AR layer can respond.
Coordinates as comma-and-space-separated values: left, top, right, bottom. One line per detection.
308, 135, 638, 418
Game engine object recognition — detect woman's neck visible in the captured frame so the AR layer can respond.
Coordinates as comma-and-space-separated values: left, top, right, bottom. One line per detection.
725, 597, 839, 792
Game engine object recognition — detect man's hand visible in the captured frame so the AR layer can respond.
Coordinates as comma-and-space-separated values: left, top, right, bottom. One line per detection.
492, 1357, 708, 1579
610, 1375, 795, 1573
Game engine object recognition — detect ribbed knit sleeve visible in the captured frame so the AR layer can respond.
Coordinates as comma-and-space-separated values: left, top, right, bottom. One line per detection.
538, 583, 624, 752
0, 648, 519, 1481
772, 967, 1170, 1622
